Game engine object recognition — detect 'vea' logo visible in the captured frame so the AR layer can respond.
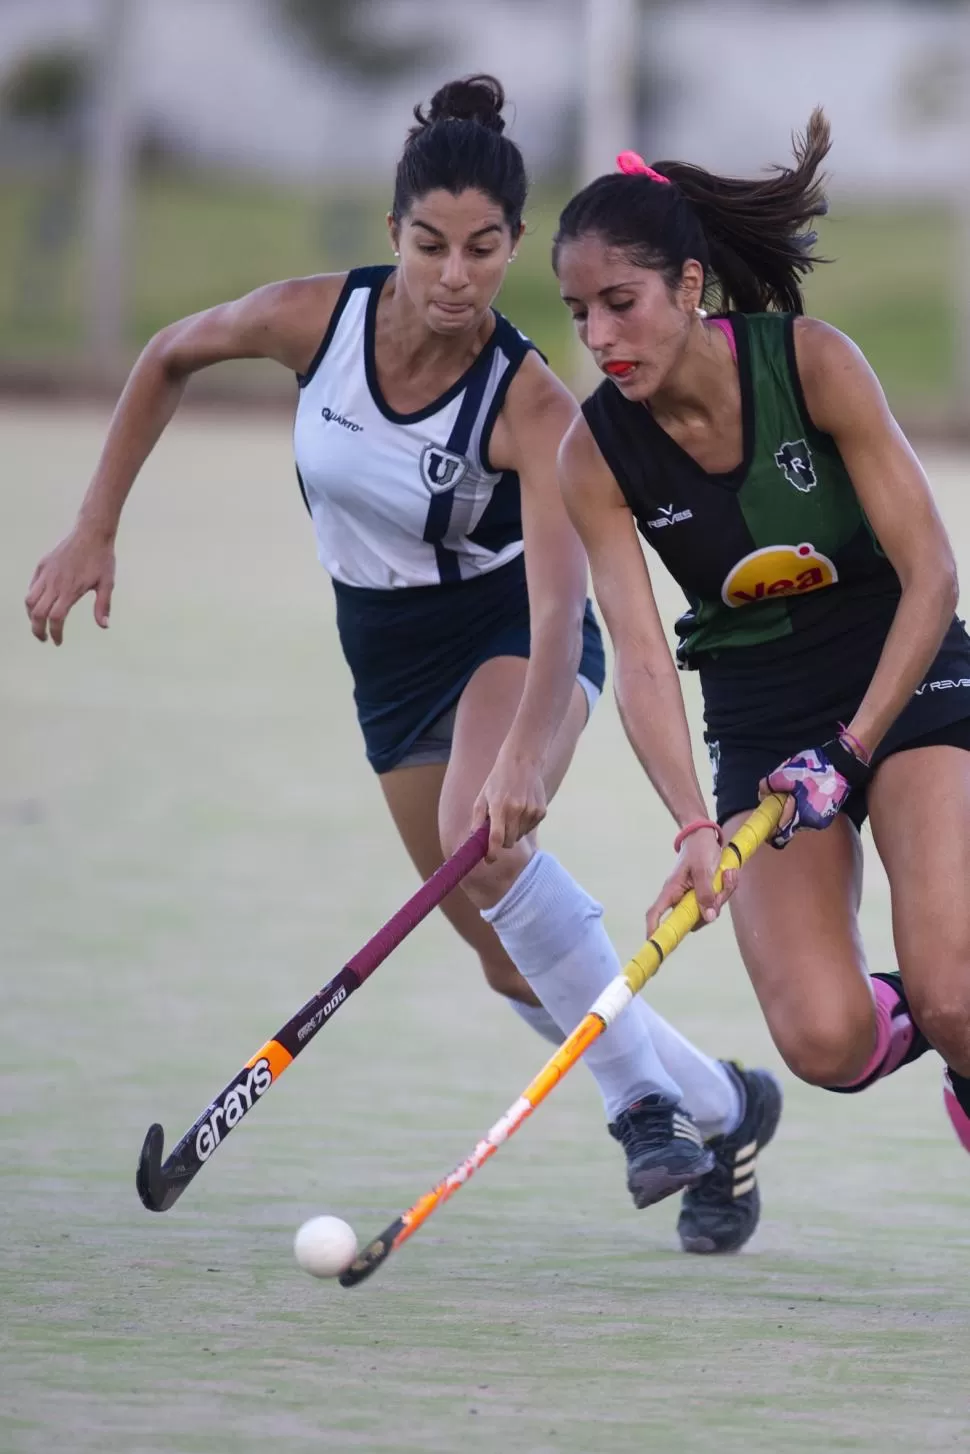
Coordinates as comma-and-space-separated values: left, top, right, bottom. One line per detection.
721, 543, 837, 608
774, 439, 816, 493
420, 445, 468, 495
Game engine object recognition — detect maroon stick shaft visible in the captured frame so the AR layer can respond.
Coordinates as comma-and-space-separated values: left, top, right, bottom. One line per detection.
346, 821, 490, 984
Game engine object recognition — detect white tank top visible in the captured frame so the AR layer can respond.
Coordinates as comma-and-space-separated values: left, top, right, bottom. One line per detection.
293, 266, 536, 589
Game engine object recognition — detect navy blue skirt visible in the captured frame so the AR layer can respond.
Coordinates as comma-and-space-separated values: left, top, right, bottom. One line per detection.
333, 553, 606, 773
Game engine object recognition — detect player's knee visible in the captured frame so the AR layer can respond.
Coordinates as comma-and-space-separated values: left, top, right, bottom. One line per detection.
438, 813, 482, 872
437, 810, 531, 907
459, 849, 528, 907
908, 984, 970, 1074
774, 1010, 873, 1087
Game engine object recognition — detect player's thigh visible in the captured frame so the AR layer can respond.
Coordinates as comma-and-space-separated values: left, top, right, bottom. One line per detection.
379, 761, 502, 958
723, 810, 873, 1083
867, 745, 970, 1051
439, 654, 589, 850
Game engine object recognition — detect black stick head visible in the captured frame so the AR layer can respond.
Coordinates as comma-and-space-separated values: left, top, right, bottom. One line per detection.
339, 1217, 405, 1288
135, 1122, 199, 1213
136, 1123, 172, 1212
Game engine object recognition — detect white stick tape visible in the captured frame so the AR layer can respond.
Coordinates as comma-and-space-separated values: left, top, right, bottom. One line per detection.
588, 976, 634, 1027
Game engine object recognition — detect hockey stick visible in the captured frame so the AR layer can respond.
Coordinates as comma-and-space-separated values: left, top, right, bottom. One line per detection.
136, 822, 490, 1212
340, 794, 785, 1286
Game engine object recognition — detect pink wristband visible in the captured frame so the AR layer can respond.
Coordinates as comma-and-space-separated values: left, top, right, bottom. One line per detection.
673, 818, 723, 853
837, 723, 872, 766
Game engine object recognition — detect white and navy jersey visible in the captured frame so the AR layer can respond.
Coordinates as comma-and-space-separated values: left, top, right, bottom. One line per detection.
293, 265, 537, 589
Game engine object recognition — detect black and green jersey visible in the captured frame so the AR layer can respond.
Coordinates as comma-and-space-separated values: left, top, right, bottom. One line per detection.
582, 312, 901, 668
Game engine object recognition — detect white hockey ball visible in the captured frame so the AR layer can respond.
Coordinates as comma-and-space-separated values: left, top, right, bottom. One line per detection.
294, 1215, 358, 1279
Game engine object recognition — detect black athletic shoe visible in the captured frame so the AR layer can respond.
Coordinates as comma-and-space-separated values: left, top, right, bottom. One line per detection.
609, 1095, 715, 1210
677, 1063, 783, 1255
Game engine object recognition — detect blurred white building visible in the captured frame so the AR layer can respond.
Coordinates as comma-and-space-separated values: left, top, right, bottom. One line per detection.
0, 0, 967, 194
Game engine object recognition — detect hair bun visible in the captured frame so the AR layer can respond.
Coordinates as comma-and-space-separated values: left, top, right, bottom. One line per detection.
412, 74, 506, 136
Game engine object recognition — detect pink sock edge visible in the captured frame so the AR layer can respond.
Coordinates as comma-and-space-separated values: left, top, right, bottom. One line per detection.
841, 976, 913, 1088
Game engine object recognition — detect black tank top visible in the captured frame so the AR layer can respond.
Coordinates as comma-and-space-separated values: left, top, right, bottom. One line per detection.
582, 312, 901, 669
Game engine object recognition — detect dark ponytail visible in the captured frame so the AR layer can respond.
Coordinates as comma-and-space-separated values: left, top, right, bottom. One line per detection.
392, 75, 528, 232
553, 109, 832, 314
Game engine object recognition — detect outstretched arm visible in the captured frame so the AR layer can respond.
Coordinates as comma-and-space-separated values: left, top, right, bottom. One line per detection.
474, 354, 589, 856
25, 274, 344, 643
558, 414, 733, 926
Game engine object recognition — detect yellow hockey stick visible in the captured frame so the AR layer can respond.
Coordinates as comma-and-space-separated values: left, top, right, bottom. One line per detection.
341, 793, 786, 1287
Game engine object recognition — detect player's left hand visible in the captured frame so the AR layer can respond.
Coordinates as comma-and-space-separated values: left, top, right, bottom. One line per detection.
473, 749, 548, 861
759, 735, 871, 847
647, 827, 736, 937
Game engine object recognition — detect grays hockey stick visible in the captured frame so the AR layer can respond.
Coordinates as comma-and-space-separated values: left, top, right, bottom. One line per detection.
136, 823, 490, 1212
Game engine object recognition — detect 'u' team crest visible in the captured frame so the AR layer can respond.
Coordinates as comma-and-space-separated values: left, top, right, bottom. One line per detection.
721, 543, 838, 608
420, 444, 468, 494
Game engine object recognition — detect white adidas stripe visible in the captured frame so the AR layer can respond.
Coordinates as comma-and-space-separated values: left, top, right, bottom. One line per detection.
672, 1114, 703, 1147
731, 1139, 759, 1197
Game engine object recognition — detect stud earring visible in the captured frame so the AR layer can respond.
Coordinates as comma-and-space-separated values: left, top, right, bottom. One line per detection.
695, 306, 708, 319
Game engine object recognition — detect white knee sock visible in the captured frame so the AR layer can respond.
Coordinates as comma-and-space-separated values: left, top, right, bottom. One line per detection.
631, 1000, 742, 1139
508, 998, 565, 1046
492, 855, 743, 1138
482, 852, 681, 1120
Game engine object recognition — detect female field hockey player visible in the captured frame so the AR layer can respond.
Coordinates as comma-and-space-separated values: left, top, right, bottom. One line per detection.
26, 76, 782, 1250
554, 111, 970, 1155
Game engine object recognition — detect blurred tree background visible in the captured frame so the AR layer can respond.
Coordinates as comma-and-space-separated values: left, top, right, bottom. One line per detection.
0, 0, 964, 418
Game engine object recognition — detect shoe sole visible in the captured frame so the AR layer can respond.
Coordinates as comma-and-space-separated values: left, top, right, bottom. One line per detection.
679, 1071, 784, 1254
629, 1149, 715, 1210
678, 1198, 758, 1254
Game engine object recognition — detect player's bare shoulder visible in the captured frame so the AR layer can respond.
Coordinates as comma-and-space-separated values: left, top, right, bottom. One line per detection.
488, 350, 579, 472
153, 271, 352, 378
792, 314, 864, 377
236, 272, 350, 375
792, 314, 889, 435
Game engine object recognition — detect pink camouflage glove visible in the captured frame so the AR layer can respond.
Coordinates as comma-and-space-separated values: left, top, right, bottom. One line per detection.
764, 734, 872, 848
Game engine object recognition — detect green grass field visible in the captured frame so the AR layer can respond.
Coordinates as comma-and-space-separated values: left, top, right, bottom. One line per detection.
4, 404, 970, 1454
0, 168, 957, 407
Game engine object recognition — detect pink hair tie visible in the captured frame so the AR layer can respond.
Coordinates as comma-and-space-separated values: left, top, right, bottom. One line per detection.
616, 151, 670, 184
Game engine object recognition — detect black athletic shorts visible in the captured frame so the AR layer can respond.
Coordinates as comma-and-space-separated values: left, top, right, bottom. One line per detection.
333, 552, 606, 774
699, 611, 970, 830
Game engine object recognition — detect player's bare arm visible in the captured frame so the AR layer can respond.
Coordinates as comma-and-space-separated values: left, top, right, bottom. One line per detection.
795, 316, 959, 753
473, 354, 587, 851
25, 274, 346, 644
559, 413, 732, 926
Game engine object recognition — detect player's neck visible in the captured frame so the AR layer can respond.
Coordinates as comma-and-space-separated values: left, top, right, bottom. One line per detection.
648, 320, 738, 430
380, 274, 493, 374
